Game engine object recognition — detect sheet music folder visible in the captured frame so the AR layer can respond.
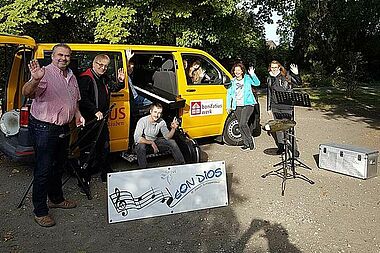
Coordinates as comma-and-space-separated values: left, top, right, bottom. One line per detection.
273, 90, 311, 107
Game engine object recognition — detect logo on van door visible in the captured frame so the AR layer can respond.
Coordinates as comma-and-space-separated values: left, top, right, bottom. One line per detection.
109, 107, 126, 127
110, 107, 126, 120
190, 99, 223, 117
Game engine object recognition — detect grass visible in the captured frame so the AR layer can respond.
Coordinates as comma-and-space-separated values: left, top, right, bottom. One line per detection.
255, 82, 379, 128
301, 83, 380, 129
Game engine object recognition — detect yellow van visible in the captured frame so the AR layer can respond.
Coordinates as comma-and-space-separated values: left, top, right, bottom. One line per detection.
0, 34, 259, 162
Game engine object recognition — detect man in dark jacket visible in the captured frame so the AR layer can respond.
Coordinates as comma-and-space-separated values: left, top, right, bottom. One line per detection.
78, 54, 125, 184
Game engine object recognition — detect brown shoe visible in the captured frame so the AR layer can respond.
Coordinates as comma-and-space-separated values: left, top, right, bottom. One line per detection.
34, 214, 56, 227
48, 199, 77, 209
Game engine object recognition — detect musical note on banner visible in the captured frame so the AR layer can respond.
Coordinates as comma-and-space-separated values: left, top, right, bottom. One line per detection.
109, 188, 134, 216
109, 187, 173, 216
162, 187, 174, 207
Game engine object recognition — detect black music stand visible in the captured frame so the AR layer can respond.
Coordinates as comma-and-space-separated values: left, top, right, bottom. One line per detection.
261, 128, 310, 195
272, 90, 312, 170
261, 90, 314, 196
63, 115, 108, 200
17, 104, 115, 207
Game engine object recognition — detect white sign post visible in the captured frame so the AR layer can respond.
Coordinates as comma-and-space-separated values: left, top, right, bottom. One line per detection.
107, 161, 228, 223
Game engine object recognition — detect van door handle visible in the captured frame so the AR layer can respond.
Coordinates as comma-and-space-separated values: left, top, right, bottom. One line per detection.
186, 89, 196, 92
111, 93, 124, 97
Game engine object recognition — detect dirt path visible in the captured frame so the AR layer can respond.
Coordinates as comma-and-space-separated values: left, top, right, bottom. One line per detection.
1, 97, 379, 253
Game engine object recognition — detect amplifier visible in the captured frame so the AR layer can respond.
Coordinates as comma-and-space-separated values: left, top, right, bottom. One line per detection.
319, 143, 378, 179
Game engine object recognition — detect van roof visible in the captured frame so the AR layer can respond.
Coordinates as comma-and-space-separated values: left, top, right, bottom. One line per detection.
0, 34, 36, 47
36, 43, 207, 54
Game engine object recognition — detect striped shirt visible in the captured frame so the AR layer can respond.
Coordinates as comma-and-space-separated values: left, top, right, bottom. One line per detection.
30, 63, 81, 125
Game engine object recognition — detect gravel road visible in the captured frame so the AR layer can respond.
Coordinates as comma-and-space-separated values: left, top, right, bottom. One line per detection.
1, 96, 379, 253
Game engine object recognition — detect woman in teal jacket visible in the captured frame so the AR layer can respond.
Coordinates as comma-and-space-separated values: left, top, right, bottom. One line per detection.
227, 63, 260, 150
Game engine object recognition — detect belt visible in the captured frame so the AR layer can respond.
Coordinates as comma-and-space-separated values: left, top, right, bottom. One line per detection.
29, 115, 70, 129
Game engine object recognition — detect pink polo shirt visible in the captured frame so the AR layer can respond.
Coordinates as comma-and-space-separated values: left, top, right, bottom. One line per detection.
30, 63, 81, 125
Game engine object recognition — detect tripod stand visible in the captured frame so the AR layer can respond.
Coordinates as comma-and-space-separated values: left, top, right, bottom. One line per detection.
261, 90, 314, 196
272, 90, 312, 171
262, 128, 314, 195
17, 104, 115, 207
62, 115, 108, 200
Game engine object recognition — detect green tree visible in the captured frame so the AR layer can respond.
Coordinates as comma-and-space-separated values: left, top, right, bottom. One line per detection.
1, 0, 282, 66
286, 0, 380, 86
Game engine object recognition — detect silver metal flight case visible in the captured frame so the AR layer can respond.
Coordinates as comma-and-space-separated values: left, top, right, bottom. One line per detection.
319, 143, 378, 179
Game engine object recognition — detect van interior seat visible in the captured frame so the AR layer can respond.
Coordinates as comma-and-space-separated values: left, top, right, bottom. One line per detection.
152, 59, 178, 95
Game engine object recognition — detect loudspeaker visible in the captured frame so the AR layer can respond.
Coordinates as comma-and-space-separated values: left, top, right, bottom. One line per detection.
0, 110, 20, 136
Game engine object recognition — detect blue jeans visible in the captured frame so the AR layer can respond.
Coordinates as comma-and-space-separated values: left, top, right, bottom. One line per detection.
135, 95, 152, 106
29, 116, 70, 217
135, 138, 185, 168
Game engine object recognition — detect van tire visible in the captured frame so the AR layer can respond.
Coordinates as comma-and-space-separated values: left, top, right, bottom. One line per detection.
223, 114, 243, 146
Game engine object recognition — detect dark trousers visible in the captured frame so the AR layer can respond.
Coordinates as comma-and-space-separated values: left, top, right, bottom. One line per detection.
272, 109, 298, 151
78, 122, 111, 181
29, 116, 69, 217
235, 105, 254, 147
135, 138, 185, 168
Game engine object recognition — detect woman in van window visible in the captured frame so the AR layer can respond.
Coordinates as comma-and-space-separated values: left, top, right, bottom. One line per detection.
188, 60, 211, 84
266, 60, 301, 155
226, 62, 260, 150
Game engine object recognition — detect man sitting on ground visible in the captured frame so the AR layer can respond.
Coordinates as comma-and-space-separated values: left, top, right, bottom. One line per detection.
133, 103, 185, 168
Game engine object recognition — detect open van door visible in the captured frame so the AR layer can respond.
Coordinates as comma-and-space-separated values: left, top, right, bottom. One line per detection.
0, 34, 36, 160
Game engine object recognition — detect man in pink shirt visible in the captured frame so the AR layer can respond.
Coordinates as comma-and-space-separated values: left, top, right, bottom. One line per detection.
22, 43, 84, 227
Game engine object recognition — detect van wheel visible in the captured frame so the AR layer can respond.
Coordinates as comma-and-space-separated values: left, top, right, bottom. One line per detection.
223, 114, 243, 146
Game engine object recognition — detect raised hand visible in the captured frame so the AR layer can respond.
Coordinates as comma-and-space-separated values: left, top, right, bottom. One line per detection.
95, 111, 103, 121
200, 69, 206, 78
126, 50, 134, 61
28, 60, 45, 81
290, 64, 299, 75
117, 68, 125, 82
248, 66, 256, 76
171, 117, 179, 129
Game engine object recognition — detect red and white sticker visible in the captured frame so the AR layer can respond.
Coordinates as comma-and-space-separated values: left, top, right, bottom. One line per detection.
190, 99, 223, 117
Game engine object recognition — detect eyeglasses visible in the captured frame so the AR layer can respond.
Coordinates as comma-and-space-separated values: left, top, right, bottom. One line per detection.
96, 62, 109, 68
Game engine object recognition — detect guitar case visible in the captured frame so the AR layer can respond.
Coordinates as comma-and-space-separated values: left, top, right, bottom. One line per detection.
174, 129, 201, 164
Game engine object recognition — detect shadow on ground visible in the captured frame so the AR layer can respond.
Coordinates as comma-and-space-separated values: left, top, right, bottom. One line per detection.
1, 150, 302, 253
306, 85, 380, 130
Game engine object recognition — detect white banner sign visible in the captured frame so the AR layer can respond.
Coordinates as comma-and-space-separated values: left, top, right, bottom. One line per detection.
107, 161, 228, 223
190, 99, 223, 117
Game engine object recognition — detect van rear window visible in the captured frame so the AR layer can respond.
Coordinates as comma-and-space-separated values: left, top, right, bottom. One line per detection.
42, 51, 123, 83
